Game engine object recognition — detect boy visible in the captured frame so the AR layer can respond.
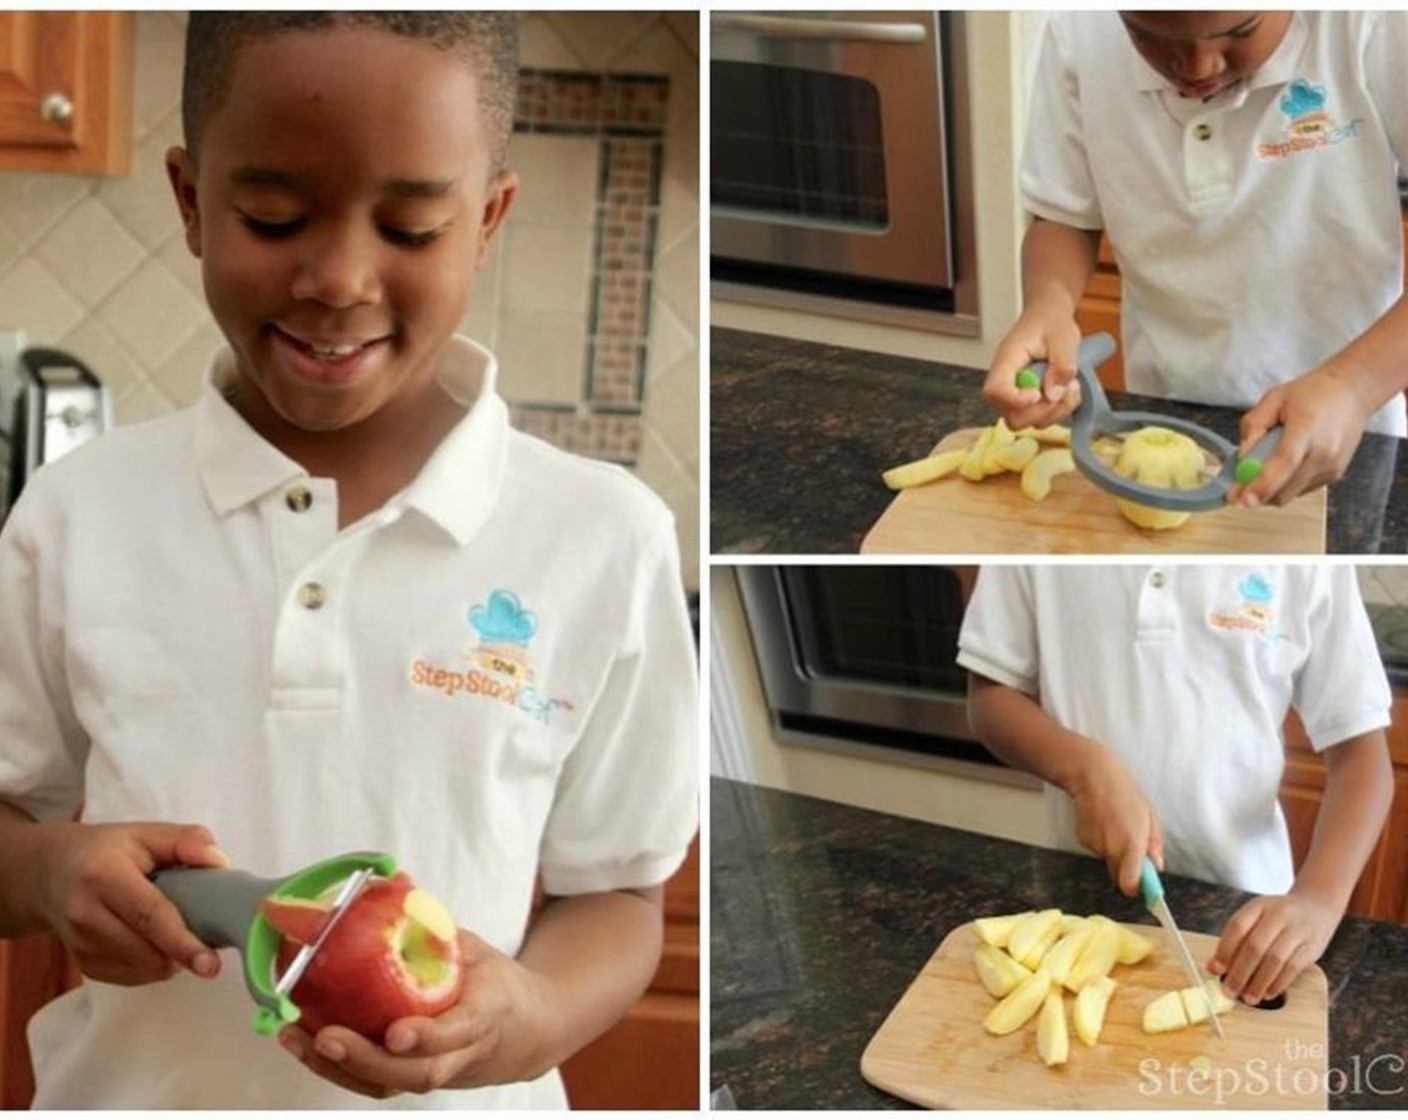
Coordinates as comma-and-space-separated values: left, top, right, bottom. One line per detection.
0, 13, 697, 1108
985, 11, 1408, 509
958, 565, 1393, 1006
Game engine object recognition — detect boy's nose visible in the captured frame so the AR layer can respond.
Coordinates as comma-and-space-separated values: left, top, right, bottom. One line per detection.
291, 229, 381, 308
1171, 42, 1225, 82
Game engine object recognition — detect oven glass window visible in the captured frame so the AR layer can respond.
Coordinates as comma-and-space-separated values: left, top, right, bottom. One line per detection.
712, 61, 888, 229
782, 567, 966, 693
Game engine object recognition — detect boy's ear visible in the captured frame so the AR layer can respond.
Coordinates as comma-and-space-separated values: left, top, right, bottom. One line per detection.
165, 147, 203, 258
474, 169, 519, 267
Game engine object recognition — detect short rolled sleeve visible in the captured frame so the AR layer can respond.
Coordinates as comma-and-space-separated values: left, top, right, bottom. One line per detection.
1293, 568, 1391, 752
956, 566, 1041, 696
0, 495, 87, 821
1020, 17, 1105, 231
538, 521, 697, 896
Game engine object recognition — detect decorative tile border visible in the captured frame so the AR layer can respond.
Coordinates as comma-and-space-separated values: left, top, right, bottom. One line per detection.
511, 71, 668, 463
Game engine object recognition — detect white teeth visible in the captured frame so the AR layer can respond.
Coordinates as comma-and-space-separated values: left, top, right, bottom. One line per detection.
307, 342, 362, 359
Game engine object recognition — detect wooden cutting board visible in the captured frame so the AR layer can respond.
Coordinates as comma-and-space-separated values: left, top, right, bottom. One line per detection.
861, 921, 1328, 1110
861, 430, 1327, 554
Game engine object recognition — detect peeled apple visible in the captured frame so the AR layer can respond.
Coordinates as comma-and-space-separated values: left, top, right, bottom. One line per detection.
1112, 427, 1206, 530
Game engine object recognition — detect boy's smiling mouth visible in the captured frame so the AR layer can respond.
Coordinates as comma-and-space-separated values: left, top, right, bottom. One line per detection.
269, 324, 392, 384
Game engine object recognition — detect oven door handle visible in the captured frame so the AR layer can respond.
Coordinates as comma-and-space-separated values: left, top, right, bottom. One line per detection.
712, 13, 928, 44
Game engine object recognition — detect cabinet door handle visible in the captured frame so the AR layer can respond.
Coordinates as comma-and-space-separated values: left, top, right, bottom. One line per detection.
712, 14, 928, 43
41, 93, 75, 125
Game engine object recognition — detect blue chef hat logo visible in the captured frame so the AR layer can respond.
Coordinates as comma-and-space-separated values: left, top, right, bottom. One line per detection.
469, 590, 537, 646
1280, 79, 1325, 120
1239, 573, 1274, 605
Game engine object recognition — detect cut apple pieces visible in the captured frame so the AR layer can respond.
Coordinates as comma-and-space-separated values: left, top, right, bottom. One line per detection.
1036, 990, 1069, 1067
1180, 979, 1236, 1025
1006, 909, 1063, 969
1142, 989, 1190, 1034
1115, 924, 1155, 965
973, 943, 1034, 999
983, 969, 1052, 1037
1040, 925, 1095, 987
1073, 976, 1116, 1047
973, 910, 1034, 950
1062, 919, 1122, 993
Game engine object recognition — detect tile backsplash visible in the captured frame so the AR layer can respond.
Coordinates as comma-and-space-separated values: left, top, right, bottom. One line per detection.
0, 11, 699, 587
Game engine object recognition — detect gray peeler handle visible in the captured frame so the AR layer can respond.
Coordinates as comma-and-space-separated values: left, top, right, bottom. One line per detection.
152, 867, 283, 954
1017, 332, 1117, 384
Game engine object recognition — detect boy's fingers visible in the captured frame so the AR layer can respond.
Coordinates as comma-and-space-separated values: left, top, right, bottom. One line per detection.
1239, 926, 1298, 1004
1233, 427, 1308, 509
78, 904, 178, 985
137, 823, 231, 872
1116, 844, 1144, 897
1210, 898, 1262, 976
114, 877, 219, 976
279, 1028, 393, 1099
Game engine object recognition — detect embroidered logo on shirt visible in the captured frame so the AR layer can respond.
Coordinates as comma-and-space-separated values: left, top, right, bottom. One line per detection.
409, 589, 573, 724
1256, 79, 1362, 161
1207, 572, 1277, 637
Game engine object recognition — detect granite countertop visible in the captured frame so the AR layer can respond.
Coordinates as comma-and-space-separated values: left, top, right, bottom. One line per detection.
711, 777, 1408, 1111
711, 328, 1407, 555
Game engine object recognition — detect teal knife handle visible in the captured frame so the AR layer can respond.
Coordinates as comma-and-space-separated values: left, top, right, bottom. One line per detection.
1139, 856, 1164, 908
151, 868, 283, 953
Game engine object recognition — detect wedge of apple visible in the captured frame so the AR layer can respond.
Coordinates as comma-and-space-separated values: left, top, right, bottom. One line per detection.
1142, 989, 1190, 1034
1006, 909, 1063, 970
973, 943, 1034, 999
1062, 918, 1122, 993
1115, 924, 1155, 965
1180, 979, 1236, 1025
1072, 975, 1116, 1046
1036, 990, 1069, 1067
1040, 924, 1094, 987
973, 910, 1034, 950
983, 968, 1052, 1037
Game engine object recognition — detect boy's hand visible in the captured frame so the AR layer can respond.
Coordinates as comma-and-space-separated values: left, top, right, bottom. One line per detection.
983, 310, 1084, 430
1229, 365, 1373, 508
1064, 742, 1165, 896
1208, 887, 1341, 1004
278, 930, 558, 1099
38, 821, 230, 985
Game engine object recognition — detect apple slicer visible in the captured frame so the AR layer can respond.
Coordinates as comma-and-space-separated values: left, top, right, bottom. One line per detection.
152, 850, 397, 1035
1016, 332, 1284, 512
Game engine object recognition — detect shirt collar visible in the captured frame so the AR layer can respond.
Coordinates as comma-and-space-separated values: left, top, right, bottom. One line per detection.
194, 334, 509, 546
1130, 12, 1307, 98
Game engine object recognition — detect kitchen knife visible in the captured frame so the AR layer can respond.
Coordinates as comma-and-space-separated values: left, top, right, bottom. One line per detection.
1140, 856, 1225, 1039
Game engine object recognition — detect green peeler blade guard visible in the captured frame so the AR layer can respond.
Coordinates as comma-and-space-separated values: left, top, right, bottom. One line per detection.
152, 850, 398, 1036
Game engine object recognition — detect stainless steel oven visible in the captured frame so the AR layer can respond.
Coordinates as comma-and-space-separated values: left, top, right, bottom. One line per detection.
736, 565, 1015, 775
711, 11, 977, 330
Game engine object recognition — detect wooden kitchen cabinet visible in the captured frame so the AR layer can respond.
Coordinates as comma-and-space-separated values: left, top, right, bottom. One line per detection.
1280, 696, 1408, 925
560, 836, 700, 1109
0, 11, 133, 175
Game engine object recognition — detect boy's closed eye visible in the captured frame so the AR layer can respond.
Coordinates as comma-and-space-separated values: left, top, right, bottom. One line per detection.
237, 212, 449, 248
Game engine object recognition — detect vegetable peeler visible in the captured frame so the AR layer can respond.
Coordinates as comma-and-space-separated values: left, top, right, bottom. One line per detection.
152, 850, 397, 1036
1017, 333, 1283, 512
1141, 857, 1225, 1038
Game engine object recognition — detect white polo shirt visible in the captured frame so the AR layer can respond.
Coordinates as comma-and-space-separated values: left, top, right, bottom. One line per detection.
1022, 11, 1408, 436
0, 335, 698, 1109
957, 565, 1390, 895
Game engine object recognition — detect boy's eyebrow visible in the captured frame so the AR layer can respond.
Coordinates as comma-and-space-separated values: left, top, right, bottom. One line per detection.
228, 167, 459, 199
1122, 13, 1263, 41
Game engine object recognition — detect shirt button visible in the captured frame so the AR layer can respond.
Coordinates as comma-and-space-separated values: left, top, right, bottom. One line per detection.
1195, 123, 1213, 141
298, 582, 327, 610
286, 485, 312, 512
1150, 572, 1166, 589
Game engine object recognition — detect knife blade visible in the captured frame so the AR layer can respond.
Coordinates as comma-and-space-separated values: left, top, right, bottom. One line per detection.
1139, 857, 1225, 1039
274, 867, 374, 997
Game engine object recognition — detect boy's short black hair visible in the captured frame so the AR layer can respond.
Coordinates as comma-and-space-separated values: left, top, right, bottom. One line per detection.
182, 12, 520, 171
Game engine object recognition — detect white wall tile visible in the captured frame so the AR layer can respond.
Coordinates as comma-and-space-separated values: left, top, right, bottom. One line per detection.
95, 259, 201, 368
497, 308, 587, 404
0, 259, 85, 341
33, 197, 145, 308
507, 134, 599, 227
502, 225, 594, 314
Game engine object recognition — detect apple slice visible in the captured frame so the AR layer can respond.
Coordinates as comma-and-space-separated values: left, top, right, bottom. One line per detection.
973, 944, 1034, 999
1007, 909, 1062, 968
983, 968, 1052, 1036
1041, 924, 1095, 987
1036, 990, 1069, 1067
1058, 914, 1088, 936
1063, 918, 1121, 993
973, 910, 1034, 950
1181, 978, 1235, 1024
1016, 919, 1064, 971
1115, 924, 1155, 965
1073, 975, 1116, 1046
1142, 989, 1190, 1034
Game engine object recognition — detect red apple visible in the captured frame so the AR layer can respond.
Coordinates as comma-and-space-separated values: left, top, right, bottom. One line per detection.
259, 871, 466, 1042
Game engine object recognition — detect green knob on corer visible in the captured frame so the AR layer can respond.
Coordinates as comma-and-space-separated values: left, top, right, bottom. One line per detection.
1015, 368, 1041, 391
1235, 458, 1263, 486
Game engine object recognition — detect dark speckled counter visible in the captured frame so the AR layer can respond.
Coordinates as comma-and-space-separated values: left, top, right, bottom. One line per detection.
710, 777, 1408, 1110
711, 328, 1408, 555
